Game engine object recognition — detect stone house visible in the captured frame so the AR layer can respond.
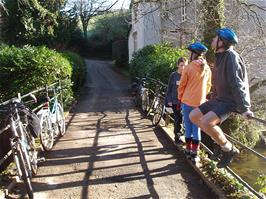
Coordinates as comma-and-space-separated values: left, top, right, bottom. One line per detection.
128, 0, 266, 95
128, 0, 202, 61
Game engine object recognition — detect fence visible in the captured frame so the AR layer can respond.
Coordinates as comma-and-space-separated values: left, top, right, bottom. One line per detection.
140, 76, 266, 199
0, 80, 65, 171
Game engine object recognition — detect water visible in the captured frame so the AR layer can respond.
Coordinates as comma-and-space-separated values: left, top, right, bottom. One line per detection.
230, 148, 266, 192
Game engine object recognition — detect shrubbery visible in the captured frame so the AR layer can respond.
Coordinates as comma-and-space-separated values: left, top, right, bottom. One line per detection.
62, 51, 86, 93
221, 114, 260, 148
0, 45, 85, 104
129, 43, 187, 84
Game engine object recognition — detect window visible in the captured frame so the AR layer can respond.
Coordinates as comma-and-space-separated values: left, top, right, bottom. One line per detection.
133, 32, 138, 52
181, 0, 187, 22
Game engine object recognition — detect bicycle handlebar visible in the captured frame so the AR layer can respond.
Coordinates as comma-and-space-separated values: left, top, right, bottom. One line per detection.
0, 93, 37, 107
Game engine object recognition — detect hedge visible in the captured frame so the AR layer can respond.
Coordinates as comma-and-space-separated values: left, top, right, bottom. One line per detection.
0, 45, 73, 102
129, 43, 187, 84
62, 51, 86, 93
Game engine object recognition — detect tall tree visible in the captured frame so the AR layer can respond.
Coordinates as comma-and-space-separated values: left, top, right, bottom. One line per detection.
39, 0, 66, 12
2, 0, 58, 46
71, 0, 118, 38
201, 0, 225, 64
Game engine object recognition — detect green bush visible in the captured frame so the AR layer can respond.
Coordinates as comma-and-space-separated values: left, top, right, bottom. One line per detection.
221, 114, 260, 148
62, 51, 86, 93
0, 45, 72, 102
129, 43, 187, 84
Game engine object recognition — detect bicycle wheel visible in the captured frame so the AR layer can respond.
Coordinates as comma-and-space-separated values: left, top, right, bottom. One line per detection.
16, 144, 34, 199
146, 97, 156, 117
132, 95, 138, 107
141, 89, 150, 112
57, 104, 66, 137
29, 148, 38, 176
40, 115, 54, 151
152, 99, 164, 126
18, 122, 37, 176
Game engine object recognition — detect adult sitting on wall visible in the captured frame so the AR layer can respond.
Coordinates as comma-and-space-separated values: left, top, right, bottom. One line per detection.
189, 28, 254, 168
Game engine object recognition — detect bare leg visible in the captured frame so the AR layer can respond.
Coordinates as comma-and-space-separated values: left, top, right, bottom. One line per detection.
189, 108, 203, 126
190, 108, 239, 168
190, 109, 228, 146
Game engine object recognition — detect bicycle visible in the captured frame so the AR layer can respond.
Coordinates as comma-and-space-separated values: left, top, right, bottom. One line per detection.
36, 89, 54, 151
146, 79, 166, 126
47, 86, 66, 137
132, 77, 150, 112
0, 94, 39, 199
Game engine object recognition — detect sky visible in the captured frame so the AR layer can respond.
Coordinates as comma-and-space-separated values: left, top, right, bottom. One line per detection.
111, 0, 131, 10
67, 0, 131, 10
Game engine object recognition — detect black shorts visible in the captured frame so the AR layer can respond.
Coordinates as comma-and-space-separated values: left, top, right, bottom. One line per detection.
199, 99, 236, 122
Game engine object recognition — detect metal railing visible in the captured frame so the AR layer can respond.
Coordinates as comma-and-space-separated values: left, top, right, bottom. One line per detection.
137, 76, 266, 199
0, 80, 66, 169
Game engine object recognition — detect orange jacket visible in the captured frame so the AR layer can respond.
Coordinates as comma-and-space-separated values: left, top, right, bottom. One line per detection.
178, 59, 212, 107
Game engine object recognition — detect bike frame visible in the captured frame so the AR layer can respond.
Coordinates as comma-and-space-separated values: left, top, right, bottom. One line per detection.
0, 97, 37, 198
48, 87, 65, 137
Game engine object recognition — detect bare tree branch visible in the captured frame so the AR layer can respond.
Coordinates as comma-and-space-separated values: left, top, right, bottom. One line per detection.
72, 0, 119, 37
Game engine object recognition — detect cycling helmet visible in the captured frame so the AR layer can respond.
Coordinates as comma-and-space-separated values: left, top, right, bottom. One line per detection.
216, 28, 238, 46
187, 41, 208, 55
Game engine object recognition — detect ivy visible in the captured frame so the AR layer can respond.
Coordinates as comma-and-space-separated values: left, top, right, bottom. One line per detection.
2, 0, 58, 46
202, 0, 225, 64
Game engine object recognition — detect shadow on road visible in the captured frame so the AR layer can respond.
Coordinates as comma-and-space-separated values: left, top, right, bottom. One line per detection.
30, 59, 215, 199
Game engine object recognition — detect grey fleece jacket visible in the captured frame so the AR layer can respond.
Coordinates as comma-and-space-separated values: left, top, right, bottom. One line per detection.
214, 49, 251, 113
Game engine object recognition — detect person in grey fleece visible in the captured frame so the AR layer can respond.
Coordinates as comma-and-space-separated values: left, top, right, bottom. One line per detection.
189, 28, 254, 168
165, 57, 188, 143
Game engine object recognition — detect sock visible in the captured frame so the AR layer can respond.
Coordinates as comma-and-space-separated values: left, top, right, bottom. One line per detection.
191, 144, 199, 152
191, 139, 200, 152
221, 141, 232, 152
185, 137, 192, 150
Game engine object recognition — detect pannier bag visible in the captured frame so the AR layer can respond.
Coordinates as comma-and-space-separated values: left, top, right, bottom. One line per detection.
18, 105, 41, 138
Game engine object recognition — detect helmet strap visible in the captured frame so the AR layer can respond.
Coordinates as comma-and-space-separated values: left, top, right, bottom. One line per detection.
216, 37, 223, 52
216, 37, 229, 52
190, 52, 193, 62
190, 51, 201, 61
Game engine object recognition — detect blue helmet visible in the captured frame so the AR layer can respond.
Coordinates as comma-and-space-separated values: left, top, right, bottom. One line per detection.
187, 41, 208, 55
216, 28, 238, 46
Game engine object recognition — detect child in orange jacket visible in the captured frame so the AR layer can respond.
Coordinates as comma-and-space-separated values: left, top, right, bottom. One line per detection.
178, 42, 212, 163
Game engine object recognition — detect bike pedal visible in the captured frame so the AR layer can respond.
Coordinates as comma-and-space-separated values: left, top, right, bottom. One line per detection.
37, 157, 46, 163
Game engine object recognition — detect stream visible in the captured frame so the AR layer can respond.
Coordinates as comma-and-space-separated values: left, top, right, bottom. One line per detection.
230, 147, 266, 192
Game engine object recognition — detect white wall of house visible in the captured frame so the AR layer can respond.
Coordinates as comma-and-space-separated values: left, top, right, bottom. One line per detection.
128, 2, 162, 62
129, 0, 266, 96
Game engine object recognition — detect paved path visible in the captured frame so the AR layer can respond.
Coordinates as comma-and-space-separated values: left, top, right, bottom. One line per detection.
19, 60, 215, 199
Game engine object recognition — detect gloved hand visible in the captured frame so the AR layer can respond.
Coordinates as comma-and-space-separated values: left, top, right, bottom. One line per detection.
242, 110, 254, 119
